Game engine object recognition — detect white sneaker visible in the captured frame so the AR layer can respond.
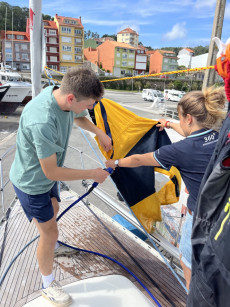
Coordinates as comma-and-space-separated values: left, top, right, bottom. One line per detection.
42, 280, 72, 306
54, 244, 78, 257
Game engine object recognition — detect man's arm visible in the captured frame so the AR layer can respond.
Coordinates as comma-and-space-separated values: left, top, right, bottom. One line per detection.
40, 153, 109, 183
106, 152, 160, 169
74, 117, 112, 152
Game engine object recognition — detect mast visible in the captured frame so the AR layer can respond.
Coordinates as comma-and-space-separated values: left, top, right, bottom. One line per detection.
202, 0, 226, 90
4, 6, 7, 68
29, 0, 45, 98
12, 9, 13, 69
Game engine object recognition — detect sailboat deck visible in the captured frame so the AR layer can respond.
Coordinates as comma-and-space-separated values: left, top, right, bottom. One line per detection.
0, 190, 187, 307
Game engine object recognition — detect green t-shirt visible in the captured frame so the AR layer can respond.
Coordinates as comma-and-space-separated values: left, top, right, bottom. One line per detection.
10, 86, 88, 195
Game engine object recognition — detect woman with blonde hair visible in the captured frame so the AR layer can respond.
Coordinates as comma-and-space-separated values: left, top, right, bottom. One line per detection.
106, 86, 227, 290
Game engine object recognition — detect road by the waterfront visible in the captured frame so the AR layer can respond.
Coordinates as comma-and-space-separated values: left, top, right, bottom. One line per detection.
0, 90, 178, 218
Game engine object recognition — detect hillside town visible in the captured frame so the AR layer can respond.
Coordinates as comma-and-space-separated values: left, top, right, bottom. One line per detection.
0, 13, 214, 84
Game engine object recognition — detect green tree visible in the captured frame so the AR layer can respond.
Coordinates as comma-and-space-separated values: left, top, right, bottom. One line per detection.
174, 80, 182, 90
168, 81, 174, 89
134, 80, 141, 91
144, 81, 151, 89
191, 81, 199, 91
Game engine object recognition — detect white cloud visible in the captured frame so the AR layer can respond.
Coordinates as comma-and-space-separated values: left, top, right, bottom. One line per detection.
194, 0, 216, 9
163, 22, 187, 41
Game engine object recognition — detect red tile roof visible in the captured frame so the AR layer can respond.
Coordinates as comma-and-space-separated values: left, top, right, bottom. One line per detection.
2, 30, 29, 41
55, 14, 83, 28
117, 27, 138, 35
185, 48, 194, 53
43, 20, 58, 29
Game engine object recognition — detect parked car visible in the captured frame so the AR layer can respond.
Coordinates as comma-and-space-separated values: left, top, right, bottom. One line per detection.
164, 89, 185, 102
142, 89, 165, 102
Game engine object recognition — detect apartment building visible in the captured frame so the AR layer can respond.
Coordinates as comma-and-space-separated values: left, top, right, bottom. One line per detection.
84, 41, 136, 77
54, 14, 84, 73
149, 50, 178, 75
178, 48, 194, 68
0, 30, 30, 71
134, 47, 147, 75
43, 20, 60, 71
117, 28, 139, 47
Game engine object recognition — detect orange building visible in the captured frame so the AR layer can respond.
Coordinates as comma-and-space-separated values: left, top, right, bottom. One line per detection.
149, 50, 178, 74
84, 40, 136, 77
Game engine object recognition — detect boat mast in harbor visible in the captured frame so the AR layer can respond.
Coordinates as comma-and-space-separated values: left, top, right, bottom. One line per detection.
202, 0, 226, 89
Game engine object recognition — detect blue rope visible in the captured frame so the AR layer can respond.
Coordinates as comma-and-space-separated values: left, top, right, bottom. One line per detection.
58, 241, 162, 307
0, 175, 162, 306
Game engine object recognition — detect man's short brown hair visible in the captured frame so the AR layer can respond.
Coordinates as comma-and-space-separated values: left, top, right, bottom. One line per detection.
60, 66, 104, 101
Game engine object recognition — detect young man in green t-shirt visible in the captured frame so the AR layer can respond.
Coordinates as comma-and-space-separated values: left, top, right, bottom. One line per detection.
10, 67, 111, 306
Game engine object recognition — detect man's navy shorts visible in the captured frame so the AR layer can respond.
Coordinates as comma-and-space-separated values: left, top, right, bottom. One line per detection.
13, 182, 61, 223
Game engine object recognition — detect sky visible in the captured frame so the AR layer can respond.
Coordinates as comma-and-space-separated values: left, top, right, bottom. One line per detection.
6, 0, 230, 49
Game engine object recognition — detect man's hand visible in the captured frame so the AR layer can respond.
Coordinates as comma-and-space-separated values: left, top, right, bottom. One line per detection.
91, 168, 110, 183
105, 159, 116, 170
97, 130, 112, 152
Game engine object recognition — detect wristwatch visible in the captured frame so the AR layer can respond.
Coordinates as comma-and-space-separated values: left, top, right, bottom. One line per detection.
115, 159, 119, 167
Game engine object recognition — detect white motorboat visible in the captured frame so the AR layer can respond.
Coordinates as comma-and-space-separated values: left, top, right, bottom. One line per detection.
0, 70, 32, 114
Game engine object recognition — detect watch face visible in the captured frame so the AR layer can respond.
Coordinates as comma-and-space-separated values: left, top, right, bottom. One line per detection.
115, 160, 119, 166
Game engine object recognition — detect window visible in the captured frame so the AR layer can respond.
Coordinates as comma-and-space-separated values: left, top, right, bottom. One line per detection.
21, 44, 27, 50
116, 60, 120, 65
75, 47, 81, 53
62, 45, 72, 52
129, 54, 134, 58
22, 63, 30, 69
49, 65, 57, 70
75, 29, 82, 35
50, 47, 57, 53
61, 27, 71, 33
75, 55, 82, 61
75, 38, 82, 44
60, 66, 68, 73
128, 61, 133, 66
6, 53, 12, 59
7, 35, 14, 39
6, 42, 11, 48
62, 36, 72, 43
49, 30, 56, 35
123, 49, 127, 52
16, 53, 20, 60
117, 48, 120, 52
50, 56, 58, 62
116, 53, 120, 57
15, 44, 19, 51
50, 37, 57, 44
22, 53, 29, 60
121, 70, 125, 74
122, 54, 128, 58
122, 61, 127, 66
62, 54, 72, 61
164, 58, 168, 63
16, 35, 24, 40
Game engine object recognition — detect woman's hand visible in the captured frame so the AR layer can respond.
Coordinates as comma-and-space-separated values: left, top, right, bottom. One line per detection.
156, 118, 167, 131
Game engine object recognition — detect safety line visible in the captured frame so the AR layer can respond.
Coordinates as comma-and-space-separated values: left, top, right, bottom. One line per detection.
44, 65, 214, 84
